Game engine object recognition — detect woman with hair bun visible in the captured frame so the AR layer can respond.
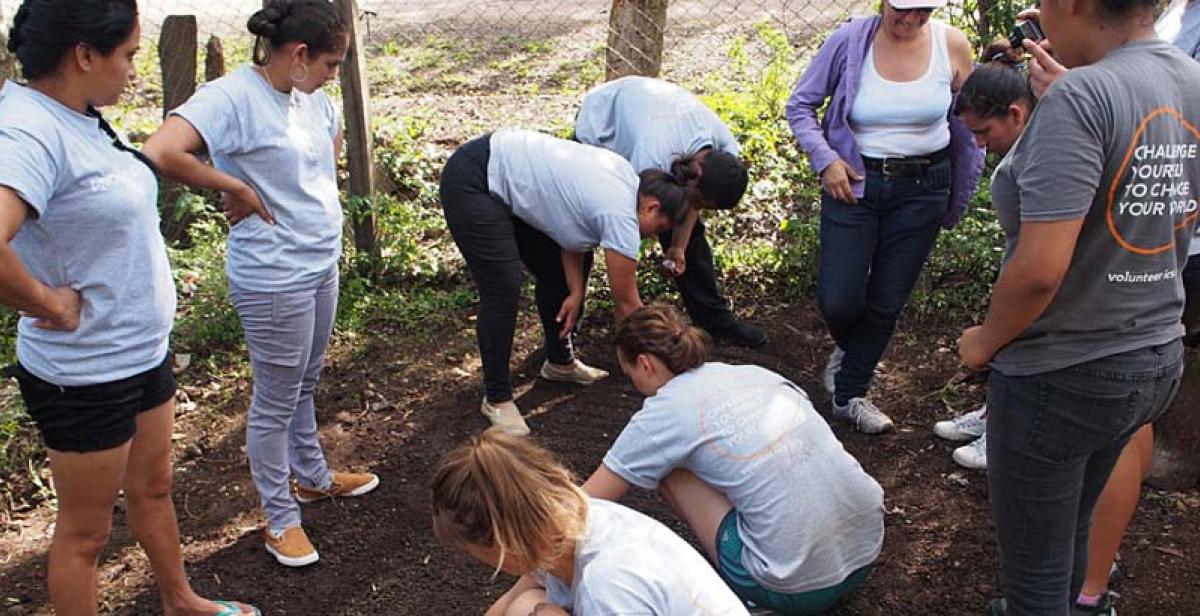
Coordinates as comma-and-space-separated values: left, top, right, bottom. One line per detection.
144, 0, 379, 568
0, 0, 255, 613
439, 129, 688, 437
582, 304, 884, 615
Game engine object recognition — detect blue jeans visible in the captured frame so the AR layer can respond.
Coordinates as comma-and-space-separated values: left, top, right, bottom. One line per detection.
230, 266, 338, 532
818, 160, 950, 404
987, 340, 1185, 615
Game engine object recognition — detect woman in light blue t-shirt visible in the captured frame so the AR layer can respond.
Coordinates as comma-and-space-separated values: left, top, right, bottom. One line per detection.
0, 1, 255, 614
144, 1, 378, 569
583, 304, 884, 615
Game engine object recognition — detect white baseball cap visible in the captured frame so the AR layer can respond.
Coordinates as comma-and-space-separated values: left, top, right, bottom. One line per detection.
888, 0, 948, 9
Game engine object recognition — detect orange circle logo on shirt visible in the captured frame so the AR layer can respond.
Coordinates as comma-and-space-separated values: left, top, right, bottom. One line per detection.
1106, 107, 1200, 255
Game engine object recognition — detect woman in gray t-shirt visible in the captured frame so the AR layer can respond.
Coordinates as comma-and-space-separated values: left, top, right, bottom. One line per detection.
957, 0, 1200, 612
0, 2, 255, 614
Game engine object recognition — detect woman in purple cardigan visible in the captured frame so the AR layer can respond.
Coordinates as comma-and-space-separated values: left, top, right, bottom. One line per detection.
786, 0, 983, 433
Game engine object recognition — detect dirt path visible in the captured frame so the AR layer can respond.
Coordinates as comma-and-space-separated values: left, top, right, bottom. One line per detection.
1, 300, 1197, 615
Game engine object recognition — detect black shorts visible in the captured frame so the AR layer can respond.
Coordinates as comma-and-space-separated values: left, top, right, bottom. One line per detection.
8, 356, 176, 453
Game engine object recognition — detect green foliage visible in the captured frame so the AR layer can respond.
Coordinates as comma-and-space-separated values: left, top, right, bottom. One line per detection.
169, 216, 244, 353
944, 0, 1023, 51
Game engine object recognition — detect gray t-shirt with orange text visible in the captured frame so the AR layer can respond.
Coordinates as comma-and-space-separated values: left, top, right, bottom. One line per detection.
991, 40, 1200, 375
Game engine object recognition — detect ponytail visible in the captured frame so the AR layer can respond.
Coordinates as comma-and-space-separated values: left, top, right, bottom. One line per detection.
89, 106, 158, 174
430, 429, 588, 574
615, 304, 711, 374
671, 150, 749, 210
638, 169, 689, 225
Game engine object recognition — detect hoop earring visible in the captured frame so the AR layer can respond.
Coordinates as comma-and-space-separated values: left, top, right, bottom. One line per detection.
289, 63, 310, 84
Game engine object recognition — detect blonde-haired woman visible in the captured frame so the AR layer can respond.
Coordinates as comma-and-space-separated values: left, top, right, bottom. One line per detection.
431, 429, 748, 615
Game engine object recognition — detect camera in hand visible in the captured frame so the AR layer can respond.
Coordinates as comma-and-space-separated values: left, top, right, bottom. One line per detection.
1010, 19, 1044, 49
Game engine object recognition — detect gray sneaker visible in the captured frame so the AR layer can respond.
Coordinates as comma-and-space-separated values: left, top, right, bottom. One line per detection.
952, 433, 988, 470
832, 397, 894, 434
823, 346, 845, 395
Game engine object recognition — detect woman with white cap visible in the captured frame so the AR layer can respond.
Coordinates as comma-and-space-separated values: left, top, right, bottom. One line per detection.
786, 0, 981, 434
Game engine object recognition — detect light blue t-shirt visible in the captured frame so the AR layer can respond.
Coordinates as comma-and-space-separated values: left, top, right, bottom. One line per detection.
575, 76, 740, 172
536, 498, 749, 616
0, 82, 175, 386
171, 65, 343, 292
486, 129, 642, 260
603, 363, 884, 594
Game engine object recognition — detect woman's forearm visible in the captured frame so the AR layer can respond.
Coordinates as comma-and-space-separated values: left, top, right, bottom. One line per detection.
561, 250, 586, 297
154, 150, 249, 196
0, 243, 62, 319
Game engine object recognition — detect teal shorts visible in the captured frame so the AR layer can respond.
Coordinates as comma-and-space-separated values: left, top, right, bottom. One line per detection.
716, 510, 873, 615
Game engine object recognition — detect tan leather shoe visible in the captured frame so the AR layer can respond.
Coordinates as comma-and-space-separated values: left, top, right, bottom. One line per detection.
264, 526, 319, 567
295, 471, 380, 503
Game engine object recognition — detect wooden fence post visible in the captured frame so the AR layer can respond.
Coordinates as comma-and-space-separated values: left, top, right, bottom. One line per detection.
205, 36, 226, 82
334, 0, 379, 271
605, 0, 668, 80
159, 15, 199, 244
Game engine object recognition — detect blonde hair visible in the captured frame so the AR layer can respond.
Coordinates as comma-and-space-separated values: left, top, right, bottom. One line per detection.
616, 304, 712, 374
430, 429, 588, 573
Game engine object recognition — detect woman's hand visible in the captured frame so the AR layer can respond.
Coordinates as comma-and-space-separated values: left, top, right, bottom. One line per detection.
556, 291, 583, 339
30, 286, 82, 332
663, 245, 686, 277
821, 159, 863, 204
957, 325, 995, 372
223, 184, 274, 226
1024, 39, 1067, 98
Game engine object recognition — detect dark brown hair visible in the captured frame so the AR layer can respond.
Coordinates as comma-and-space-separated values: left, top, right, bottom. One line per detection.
8, 0, 138, 80
615, 304, 712, 374
248, 0, 348, 66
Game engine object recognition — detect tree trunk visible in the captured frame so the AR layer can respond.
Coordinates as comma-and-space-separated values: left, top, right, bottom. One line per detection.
334, 0, 379, 277
0, 4, 16, 82
605, 0, 668, 80
1146, 346, 1200, 490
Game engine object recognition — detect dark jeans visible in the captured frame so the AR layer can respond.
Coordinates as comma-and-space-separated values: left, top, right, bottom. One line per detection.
1184, 253, 1199, 345
986, 340, 1185, 616
658, 217, 737, 331
439, 135, 592, 402
818, 160, 950, 404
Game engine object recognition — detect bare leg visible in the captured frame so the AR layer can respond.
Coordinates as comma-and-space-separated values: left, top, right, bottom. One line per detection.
45, 443, 130, 616
123, 400, 254, 615
504, 588, 568, 616
659, 469, 734, 562
1080, 424, 1155, 598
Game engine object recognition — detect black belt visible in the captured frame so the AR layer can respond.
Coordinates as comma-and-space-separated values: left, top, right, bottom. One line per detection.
862, 148, 951, 178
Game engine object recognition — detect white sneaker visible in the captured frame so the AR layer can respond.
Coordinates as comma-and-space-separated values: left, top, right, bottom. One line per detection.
480, 398, 530, 436
832, 397, 894, 434
953, 433, 988, 470
823, 346, 844, 395
934, 405, 987, 442
539, 359, 609, 385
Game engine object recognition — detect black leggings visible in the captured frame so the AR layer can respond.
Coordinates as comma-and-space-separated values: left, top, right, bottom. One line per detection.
440, 135, 593, 402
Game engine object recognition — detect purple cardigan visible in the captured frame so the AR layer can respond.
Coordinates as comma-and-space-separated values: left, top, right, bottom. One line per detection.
785, 16, 985, 229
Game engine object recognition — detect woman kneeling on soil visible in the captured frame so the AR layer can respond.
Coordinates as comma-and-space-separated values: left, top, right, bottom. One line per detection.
0, 1, 255, 613
431, 428, 749, 616
582, 304, 884, 615
440, 129, 687, 436
144, 0, 379, 569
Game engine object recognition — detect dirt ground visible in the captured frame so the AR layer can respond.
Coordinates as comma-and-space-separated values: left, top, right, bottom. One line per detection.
1, 298, 1197, 615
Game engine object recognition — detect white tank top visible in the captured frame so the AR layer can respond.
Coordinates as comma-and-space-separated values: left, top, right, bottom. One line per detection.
850, 20, 953, 158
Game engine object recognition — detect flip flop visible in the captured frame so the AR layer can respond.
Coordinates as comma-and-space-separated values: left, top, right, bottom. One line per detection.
213, 600, 261, 615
